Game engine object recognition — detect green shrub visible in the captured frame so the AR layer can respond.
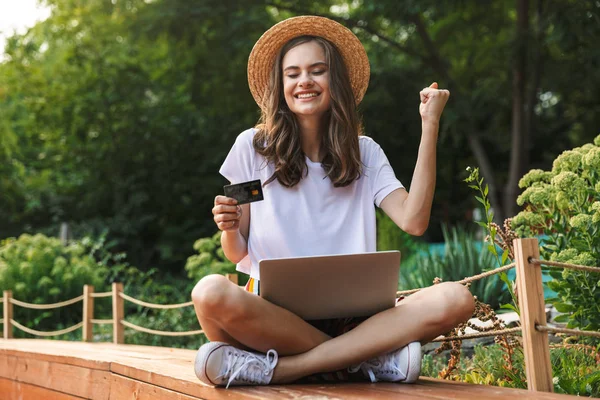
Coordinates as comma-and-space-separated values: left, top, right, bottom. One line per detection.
400, 225, 511, 310
119, 273, 205, 349
0, 234, 110, 336
185, 231, 248, 286
0, 233, 207, 347
513, 134, 600, 333
422, 343, 600, 396
376, 209, 424, 265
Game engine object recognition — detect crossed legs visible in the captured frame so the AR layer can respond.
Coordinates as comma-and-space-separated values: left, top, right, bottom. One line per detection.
191, 274, 475, 384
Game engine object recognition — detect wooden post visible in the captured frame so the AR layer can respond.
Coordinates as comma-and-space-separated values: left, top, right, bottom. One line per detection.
225, 273, 238, 285
513, 238, 553, 392
3, 291, 13, 339
82, 285, 94, 342
112, 283, 124, 344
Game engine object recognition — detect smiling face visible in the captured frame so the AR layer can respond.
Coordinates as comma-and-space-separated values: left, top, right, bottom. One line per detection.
281, 40, 331, 118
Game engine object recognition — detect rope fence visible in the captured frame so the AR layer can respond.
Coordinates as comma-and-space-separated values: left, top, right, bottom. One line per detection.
397, 262, 516, 296
91, 319, 113, 325
119, 292, 194, 309
11, 319, 83, 337
536, 325, 600, 339
90, 292, 112, 298
530, 258, 600, 274
9, 295, 84, 310
120, 320, 203, 337
432, 327, 522, 342
1, 282, 203, 343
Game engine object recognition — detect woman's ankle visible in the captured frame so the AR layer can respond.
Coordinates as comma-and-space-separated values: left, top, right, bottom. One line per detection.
270, 355, 311, 384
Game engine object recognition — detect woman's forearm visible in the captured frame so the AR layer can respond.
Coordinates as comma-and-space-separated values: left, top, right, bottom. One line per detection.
401, 121, 438, 234
221, 230, 249, 264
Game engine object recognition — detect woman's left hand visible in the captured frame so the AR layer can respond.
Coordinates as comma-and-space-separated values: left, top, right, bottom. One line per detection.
419, 82, 450, 124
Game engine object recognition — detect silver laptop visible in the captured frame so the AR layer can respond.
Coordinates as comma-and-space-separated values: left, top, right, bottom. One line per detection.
259, 251, 401, 320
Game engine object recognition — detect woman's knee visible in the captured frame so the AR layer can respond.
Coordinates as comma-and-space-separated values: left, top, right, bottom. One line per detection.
191, 274, 241, 318
432, 282, 475, 326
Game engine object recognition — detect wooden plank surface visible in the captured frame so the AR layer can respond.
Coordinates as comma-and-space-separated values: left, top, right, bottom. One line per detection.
110, 374, 202, 400
0, 376, 87, 400
9, 356, 111, 400
0, 353, 18, 380
0, 339, 582, 399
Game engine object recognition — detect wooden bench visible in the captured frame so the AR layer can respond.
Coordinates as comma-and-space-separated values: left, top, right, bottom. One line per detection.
0, 339, 578, 399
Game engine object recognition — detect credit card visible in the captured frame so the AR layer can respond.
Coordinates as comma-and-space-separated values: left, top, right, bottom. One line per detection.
223, 179, 264, 205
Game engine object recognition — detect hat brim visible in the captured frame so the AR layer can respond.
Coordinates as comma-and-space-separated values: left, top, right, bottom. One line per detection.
247, 16, 370, 110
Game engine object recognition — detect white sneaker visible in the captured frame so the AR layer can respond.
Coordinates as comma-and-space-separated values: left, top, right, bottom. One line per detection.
194, 342, 278, 388
348, 341, 421, 383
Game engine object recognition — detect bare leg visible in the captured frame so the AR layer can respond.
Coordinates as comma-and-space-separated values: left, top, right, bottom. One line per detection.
192, 275, 474, 383
271, 282, 475, 383
192, 274, 331, 356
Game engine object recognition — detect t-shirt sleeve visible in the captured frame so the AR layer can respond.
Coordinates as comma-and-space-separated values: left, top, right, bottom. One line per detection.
219, 129, 256, 184
366, 139, 404, 207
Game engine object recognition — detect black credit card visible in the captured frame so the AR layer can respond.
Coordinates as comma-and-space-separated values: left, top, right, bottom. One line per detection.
223, 179, 264, 205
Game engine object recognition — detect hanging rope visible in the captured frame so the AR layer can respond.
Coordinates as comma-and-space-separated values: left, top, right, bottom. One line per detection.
10, 295, 84, 310
397, 262, 516, 296
432, 327, 521, 342
11, 319, 83, 337
536, 325, 600, 338
120, 320, 203, 336
91, 292, 112, 298
530, 259, 600, 274
91, 319, 113, 325
118, 292, 193, 309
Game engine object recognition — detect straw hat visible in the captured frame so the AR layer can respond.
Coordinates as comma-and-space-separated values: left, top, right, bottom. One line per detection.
247, 16, 370, 109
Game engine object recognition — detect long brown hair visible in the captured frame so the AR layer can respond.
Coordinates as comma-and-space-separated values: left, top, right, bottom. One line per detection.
253, 36, 363, 188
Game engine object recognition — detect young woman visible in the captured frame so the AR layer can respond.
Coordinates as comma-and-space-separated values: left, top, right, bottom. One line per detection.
191, 15, 474, 388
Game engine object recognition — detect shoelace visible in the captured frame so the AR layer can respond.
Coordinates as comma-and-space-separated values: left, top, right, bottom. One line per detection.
348, 354, 407, 383
219, 349, 278, 388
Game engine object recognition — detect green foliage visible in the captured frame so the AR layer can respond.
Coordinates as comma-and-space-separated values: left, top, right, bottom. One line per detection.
118, 274, 205, 349
513, 134, 600, 333
185, 231, 248, 286
2, 0, 600, 271
376, 209, 424, 266
464, 166, 519, 313
422, 344, 600, 396
400, 225, 510, 310
0, 232, 205, 347
0, 0, 269, 271
0, 234, 109, 335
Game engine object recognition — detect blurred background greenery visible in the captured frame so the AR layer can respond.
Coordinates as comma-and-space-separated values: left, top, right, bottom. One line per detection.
1, 0, 598, 272
1, 0, 599, 347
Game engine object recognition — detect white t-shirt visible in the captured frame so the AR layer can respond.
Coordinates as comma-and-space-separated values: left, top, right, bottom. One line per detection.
219, 128, 404, 280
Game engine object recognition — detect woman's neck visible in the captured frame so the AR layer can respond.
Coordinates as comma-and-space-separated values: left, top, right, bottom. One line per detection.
297, 115, 326, 163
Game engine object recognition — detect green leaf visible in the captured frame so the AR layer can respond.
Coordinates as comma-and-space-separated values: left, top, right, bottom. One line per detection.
500, 303, 519, 313
554, 302, 574, 313
501, 249, 509, 264
553, 314, 570, 323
